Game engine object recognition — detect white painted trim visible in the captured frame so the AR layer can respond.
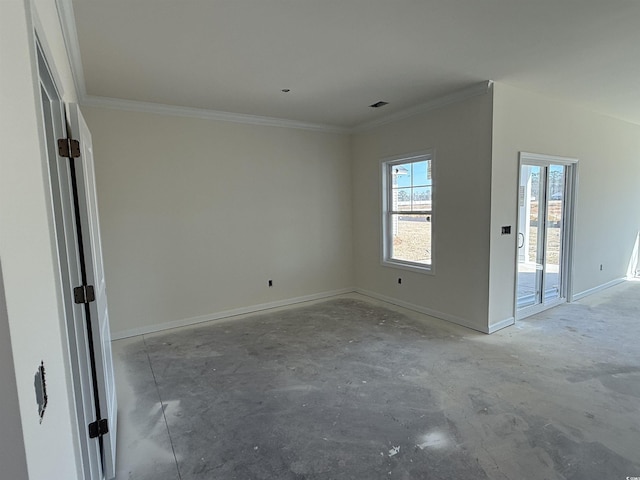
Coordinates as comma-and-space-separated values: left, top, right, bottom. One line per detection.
111, 288, 355, 340
55, 0, 85, 101
488, 317, 515, 333
74, 85, 492, 135
572, 278, 626, 301
82, 95, 350, 134
381, 260, 435, 276
356, 288, 491, 334
32, 5, 65, 100
519, 151, 579, 166
79, 83, 493, 135
353, 81, 493, 132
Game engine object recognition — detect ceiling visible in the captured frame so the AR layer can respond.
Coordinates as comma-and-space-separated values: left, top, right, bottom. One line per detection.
68, 0, 640, 129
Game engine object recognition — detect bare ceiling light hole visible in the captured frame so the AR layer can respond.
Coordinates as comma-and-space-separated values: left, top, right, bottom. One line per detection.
369, 101, 389, 108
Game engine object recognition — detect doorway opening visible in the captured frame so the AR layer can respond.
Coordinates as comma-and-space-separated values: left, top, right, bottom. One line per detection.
516, 152, 577, 319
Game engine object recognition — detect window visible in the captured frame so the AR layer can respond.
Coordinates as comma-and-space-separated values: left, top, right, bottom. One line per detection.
382, 152, 434, 272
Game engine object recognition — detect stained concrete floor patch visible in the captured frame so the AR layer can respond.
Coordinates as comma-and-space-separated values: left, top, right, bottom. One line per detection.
112, 283, 640, 479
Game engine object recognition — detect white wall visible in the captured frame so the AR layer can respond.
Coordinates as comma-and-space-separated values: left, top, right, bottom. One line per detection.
0, 1, 83, 479
351, 90, 494, 332
489, 82, 640, 326
0, 262, 29, 480
82, 107, 354, 337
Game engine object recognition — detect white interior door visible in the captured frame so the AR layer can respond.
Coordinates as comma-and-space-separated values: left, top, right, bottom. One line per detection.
67, 104, 118, 479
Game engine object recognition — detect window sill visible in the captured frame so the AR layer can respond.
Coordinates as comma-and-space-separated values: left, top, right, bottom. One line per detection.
381, 259, 435, 276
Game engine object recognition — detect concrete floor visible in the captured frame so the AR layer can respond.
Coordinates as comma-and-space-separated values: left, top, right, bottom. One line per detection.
112, 281, 640, 480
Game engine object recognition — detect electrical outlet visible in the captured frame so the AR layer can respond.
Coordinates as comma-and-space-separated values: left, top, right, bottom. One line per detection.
268, 279, 273, 287
398, 278, 402, 285
599, 264, 603, 271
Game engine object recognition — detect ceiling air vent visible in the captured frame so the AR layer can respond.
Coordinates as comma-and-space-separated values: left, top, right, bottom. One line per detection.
369, 101, 389, 108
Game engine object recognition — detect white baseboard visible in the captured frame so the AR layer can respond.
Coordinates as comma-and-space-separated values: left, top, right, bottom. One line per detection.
355, 288, 491, 334
487, 317, 515, 334
572, 278, 626, 302
111, 287, 355, 340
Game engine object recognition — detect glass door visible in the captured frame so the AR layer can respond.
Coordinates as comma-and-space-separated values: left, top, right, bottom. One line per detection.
544, 165, 566, 303
517, 165, 546, 309
517, 154, 574, 318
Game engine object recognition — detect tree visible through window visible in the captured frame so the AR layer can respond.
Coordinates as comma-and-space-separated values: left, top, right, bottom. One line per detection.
383, 153, 433, 270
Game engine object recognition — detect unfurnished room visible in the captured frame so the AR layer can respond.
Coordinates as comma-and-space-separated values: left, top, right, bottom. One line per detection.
1, 1, 640, 479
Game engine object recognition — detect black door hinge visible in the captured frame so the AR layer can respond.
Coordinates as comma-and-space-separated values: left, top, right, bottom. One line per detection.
58, 138, 81, 158
73, 285, 95, 304
88, 418, 109, 439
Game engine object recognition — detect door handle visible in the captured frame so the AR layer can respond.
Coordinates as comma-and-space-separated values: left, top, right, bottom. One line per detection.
518, 232, 524, 249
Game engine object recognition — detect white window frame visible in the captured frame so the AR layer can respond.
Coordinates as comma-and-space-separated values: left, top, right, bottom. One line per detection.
381, 150, 435, 274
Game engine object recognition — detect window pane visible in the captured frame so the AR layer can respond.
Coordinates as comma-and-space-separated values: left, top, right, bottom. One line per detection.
392, 163, 412, 188
412, 186, 432, 210
391, 214, 432, 265
393, 188, 412, 211
412, 160, 431, 186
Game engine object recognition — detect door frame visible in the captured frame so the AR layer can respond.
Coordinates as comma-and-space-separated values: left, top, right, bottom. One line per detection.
35, 31, 104, 480
515, 152, 578, 320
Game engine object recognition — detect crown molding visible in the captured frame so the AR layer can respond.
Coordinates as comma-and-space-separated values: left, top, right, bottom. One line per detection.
81, 95, 351, 134
352, 80, 494, 133
81, 82, 492, 135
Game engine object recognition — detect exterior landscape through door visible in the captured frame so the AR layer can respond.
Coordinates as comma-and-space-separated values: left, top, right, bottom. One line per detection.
517, 153, 576, 319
